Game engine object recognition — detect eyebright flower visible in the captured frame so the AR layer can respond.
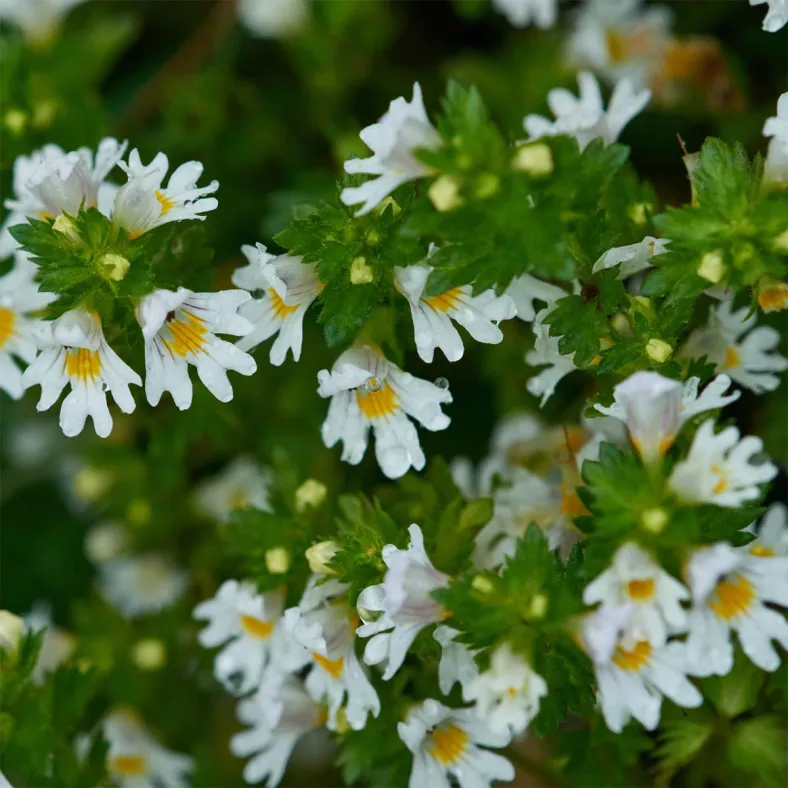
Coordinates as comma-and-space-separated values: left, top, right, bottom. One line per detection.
433, 625, 479, 696
284, 576, 380, 731
356, 524, 450, 680
136, 287, 256, 410
591, 236, 669, 279
98, 553, 187, 618
684, 541, 788, 675
232, 242, 323, 364
0, 0, 87, 45
763, 91, 788, 183
746, 502, 788, 558
1, 138, 126, 256
394, 249, 516, 363
193, 581, 299, 696
317, 345, 452, 479
524, 71, 651, 151
669, 420, 777, 508
505, 274, 568, 322
583, 542, 689, 648
0, 257, 56, 399
750, 0, 788, 33
566, 0, 673, 88
463, 643, 548, 738
525, 307, 578, 406
231, 678, 325, 787
682, 299, 788, 394
340, 82, 441, 216
112, 150, 218, 238
194, 457, 272, 524
23, 602, 76, 684
397, 699, 515, 788
99, 709, 193, 788
22, 310, 141, 438
594, 371, 740, 464
491, 0, 558, 28
235, 0, 308, 38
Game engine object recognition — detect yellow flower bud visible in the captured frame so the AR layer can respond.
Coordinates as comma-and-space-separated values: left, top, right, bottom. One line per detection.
72, 466, 112, 502
512, 143, 554, 176
3, 109, 27, 136
131, 638, 166, 671
524, 593, 548, 620
471, 574, 495, 595
349, 256, 373, 284
99, 253, 131, 282
428, 175, 463, 212
645, 338, 673, 364
697, 250, 725, 284
265, 547, 291, 575
295, 479, 328, 513
0, 611, 24, 658
306, 541, 340, 574
126, 499, 151, 528
52, 214, 80, 243
641, 508, 669, 534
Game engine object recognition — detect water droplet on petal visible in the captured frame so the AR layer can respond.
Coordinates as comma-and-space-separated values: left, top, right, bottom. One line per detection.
434, 377, 449, 390
365, 376, 383, 393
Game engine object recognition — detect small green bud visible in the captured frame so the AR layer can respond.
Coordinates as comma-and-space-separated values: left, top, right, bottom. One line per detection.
428, 175, 463, 212
773, 228, 788, 252
524, 593, 548, 620
131, 638, 166, 671
641, 508, 669, 534
3, 109, 27, 136
350, 256, 374, 284
374, 196, 400, 217
296, 479, 328, 512
265, 547, 291, 575
645, 338, 673, 364
474, 173, 500, 199
306, 541, 340, 574
364, 229, 380, 247
628, 202, 650, 225
697, 250, 725, 283
471, 574, 495, 595
53, 214, 80, 243
99, 253, 131, 282
126, 499, 151, 527
512, 143, 554, 176
31, 100, 57, 129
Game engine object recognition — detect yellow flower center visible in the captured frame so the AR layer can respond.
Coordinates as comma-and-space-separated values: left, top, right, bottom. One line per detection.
722, 346, 740, 370
612, 641, 652, 672
269, 287, 299, 319
627, 578, 656, 601
155, 190, 177, 216
356, 381, 399, 420
425, 288, 463, 313
709, 574, 754, 620
710, 463, 729, 494
758, 284, 788, 313
749, 545, 775, 558
312, 652, 344, 679
163, 312, 208, 356
65, 348, 101, 382
0, 307, 15, 348
239, 614, 273, 640
110, 754, 148, 776
428, 724, 469, 765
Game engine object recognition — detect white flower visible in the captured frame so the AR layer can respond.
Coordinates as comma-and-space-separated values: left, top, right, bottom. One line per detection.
684, 542, 788, 675
525, 307, 578, 406
99, 553, 187, 618
1, 138, 126, 256
284, 577, 380, 731
397, 699, 515, 788
194, 457, 272, 524
583, 543, 689, 648
504, 274, 568, 322
433, 626, 479, 696
318, 345, 452, 479
340, 83, 441, 216
492, 0, 558, 28
0, 0, 87, 45
356, 524, 449, 680
0, 257, 56, 399
193, 581, 302, 696
669, 420, 777, 508
112, 150, 218, 239
23, 602, 76, 684
231, 679, 324, 787
746, 502, 788, 558
524, 72, 651, 151
236, 0, 308, 38
763, 91, 788, 183
84, 521, 128, 564
136, 287, 256, 410
591, 236, 669, 279
750, 0, 788, 33
232, 242, 322, 364
682, 299, 788, 394
22, 310, 141, 438
566, 0, 672, 88
594, 371, 740, 464
394, 250, 516, 363
100, 709, 193, 788
463, 643, 547, 738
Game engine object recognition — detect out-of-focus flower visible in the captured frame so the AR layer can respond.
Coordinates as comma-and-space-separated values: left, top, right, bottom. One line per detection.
236, 0, 309, 38
99, 554, 187, 618
492, 0, 558, 29
0, 0, 87, 46
763, 92, 788, 184
194, 457, 271, 524
750, 0, 788, 33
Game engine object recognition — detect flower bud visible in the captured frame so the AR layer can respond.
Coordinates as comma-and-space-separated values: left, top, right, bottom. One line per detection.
265, 547, 291, 575
697, 250, 725, 283
52, 214, 80, 243
773, 228, 788, 251
126, 499, 151, 528
646, 338, 673, 364
471, 574, 495, 595
349, 256, 373, 284
99, 253, 131, 282
473, 173, 500, 199
641, 507, 669, 534
306, 541, 340, 574
132, 638, 166, 671
3, 109, 27, 136
0, 611, 24, 658
295, 479, 327, 512
428, 175, 463, 212
72, 465, 112, 503
628, 202, 650, 225
512, 142, 554, 176
524, 593, 548, 620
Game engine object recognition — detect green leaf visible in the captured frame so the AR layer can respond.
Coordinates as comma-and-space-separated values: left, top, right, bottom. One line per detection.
654, 707, 715, 786
701, 648, 765, 718
727, 716, 787, 786
543, 295, 608, 367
